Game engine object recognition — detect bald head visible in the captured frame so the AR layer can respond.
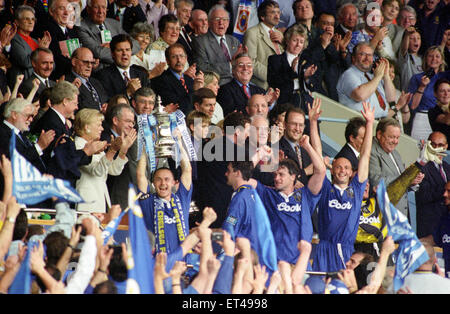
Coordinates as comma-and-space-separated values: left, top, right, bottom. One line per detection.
190, 9, 208, 35
246, 94, 269, 118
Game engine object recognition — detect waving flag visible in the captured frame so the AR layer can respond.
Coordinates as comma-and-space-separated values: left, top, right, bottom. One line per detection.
102, 209, 128, 245
232, 0, 263, 42
252, 189, 278, 273
125, 185, 154, 294
376, 180, 429, 293
9, 132, 83, 204
8, 240, 39, 294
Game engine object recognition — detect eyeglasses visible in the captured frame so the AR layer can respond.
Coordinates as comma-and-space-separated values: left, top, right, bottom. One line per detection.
237, 62, 253, 68
212, 17, 229, 22
119, 118, 135, 126
136, 34, 152, 41
18, 111, 34, 120
76, 58, 96, 66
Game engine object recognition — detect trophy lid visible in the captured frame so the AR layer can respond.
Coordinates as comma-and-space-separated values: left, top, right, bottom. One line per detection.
153, 95, 167, 118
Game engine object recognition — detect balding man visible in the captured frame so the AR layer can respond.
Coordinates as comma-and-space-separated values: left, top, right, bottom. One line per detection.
246, 94, 269, 118
189, 9, 208, 37
65, 47, 108, 111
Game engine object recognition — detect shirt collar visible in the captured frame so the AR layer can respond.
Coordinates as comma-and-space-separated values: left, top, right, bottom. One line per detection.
51, 107, 66, 125
3, 120, 20, 135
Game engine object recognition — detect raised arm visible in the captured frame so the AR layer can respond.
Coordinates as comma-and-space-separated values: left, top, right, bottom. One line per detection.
300, 134, 326, 195
357, 102, 375, 183
308, 97, 323, 159
174, 129, 192, 191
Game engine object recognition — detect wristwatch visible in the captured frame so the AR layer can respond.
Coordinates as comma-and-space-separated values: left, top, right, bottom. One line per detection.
6, 216, 15, 224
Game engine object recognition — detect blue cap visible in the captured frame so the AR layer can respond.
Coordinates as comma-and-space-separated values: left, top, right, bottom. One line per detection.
305, 275, 327, 294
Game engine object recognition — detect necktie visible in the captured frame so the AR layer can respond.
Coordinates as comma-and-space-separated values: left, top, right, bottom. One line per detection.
63, 28, 69, 39
364, 73, 386, 110
270, 30, 281, 55
19, 132, 32, 148
242, 84, 250, 99
65, 121, 70, 134
45, 79, 50, 88
86, 80, 101, 109
146, 3, 151, 14
115, 9, 120, 21
99, 24, 104, 31
180, 76, 189, 93
220, 37, 231, 62
123, 71, 130, 85
182, 27, 192, 48
440, 164, 447, 182
294, 145, 303, 169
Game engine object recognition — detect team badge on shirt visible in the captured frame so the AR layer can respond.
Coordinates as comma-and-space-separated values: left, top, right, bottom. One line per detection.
346, 187, 354, 199
294, 191, 302, 203
226, 215, 238, 226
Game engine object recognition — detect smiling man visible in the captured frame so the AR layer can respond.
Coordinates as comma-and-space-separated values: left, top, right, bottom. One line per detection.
136, 131, 192, 254
95, 34, 150, 101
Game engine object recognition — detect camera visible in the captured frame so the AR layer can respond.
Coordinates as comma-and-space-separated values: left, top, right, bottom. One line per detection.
211, 231, 224, 242
424, 68, 435, 79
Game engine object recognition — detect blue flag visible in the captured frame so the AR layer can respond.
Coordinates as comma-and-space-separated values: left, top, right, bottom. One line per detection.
376, 180, 429, 293
252, 189, 278, 273
125, 185, 155, 294
8, 241, 38, 294
9, 132, 83, 204
102, 209, 128, 245
232, 0, 263, 42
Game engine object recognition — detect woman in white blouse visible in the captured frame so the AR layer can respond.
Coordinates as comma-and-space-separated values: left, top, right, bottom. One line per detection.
74, 109, 136, 213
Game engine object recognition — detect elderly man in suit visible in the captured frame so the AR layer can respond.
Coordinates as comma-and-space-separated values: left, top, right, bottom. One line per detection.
66, 47, 108, 111
369, 117, 425, 219
76, 0, 140, 71
416, 131, 450, 240
18, 48, 56, 102
95, 34, 150, 101
243, 0, 283, 90
191, 4, 241, 86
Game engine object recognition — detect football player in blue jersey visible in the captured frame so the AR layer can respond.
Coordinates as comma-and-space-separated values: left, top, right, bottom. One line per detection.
310, 100, 375, 272
135, 130, 193, 255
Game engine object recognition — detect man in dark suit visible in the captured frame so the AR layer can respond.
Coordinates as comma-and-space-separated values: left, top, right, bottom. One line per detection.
76, 0, 140, 71
0, 98, 55, 207
217, 53, 278, 116
334, 116, 366, 172
103, 103, 138, 209
175, 0, 195, 65
335, 2, 358, 38
94, 34, 150, 101
416, 131, 450, 240
195, 111, 251, 228
278, 106, 312, 187
46, 0, 80, 81
19, 48, 56, 102
151, 43, 198, 115
191, 5, 241, 86
66, 47, 108, 111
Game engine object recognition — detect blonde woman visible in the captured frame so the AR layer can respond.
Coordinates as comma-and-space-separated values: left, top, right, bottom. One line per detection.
203, 71, 224, 125
74, 109, 137, 213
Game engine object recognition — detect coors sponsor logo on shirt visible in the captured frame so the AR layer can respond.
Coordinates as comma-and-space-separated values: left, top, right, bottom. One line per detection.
165, 216, 177, 224
442, 234, 450, 244
277, 202, 302, 212
329, 199, 352, 210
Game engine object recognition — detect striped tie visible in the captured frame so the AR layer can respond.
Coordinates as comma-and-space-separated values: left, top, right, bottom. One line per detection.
180, 76, 189, 93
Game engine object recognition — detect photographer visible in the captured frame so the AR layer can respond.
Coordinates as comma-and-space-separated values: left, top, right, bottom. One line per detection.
407, 46, 449, 141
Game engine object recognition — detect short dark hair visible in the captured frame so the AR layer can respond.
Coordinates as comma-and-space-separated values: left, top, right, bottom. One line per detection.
223, 111, 251, 135
292, 0, 314, 12
93, 280, 118, 294
165, 42, 186, 61
434, 78, 450, 94
12, 209, 28, 241
278, 158, 300, 178
376, 117, 400, 134
133, 87, 156, 101
110, 34, 133, 52
193, 87, 216, 105
268, 102, 294, 126
43, 231, 69, 266
345, 116, 366, 143
257, 0, 279, 21
158, 14, 179, 35
229, 161, 254, 181
284, 107, 305, 124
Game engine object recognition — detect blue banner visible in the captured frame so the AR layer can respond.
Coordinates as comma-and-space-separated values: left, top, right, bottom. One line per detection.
125, 185, 155, 294
8, 241, 39, 294
252, 189, 278, 273
376, 180, 429, 293
9, 132, 84, 204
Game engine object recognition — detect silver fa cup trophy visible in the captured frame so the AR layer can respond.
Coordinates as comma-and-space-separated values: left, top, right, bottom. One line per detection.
153, 95, 176, 158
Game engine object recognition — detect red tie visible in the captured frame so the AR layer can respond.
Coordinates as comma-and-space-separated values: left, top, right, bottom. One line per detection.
180, 76, 189, 93
364, 73, 386, 110
270, 30, 281, 55
242, 84, 250, 99
123, 71, 130, 85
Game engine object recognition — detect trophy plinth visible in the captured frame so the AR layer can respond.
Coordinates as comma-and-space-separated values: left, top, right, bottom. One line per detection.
153, 96, 175, 158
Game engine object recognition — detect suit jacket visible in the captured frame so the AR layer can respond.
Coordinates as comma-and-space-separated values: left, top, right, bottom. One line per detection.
18, 73, 56, 102
106, 3, 147, 34
278, 136, 312, 186
334, 143, 359, 171
243, 23, 283, 90
75, 17, 140, 70
178, 27, 194, 66
94, 64, 150, 101
191, 30, 240, 86
369, 139, 408, 217
415, 161, 450, 238
65, 71, 109, 111
46, 18, 79, 81
7, 33, 37, 87
216, 79, 265, 116
151, 69, 194, 115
